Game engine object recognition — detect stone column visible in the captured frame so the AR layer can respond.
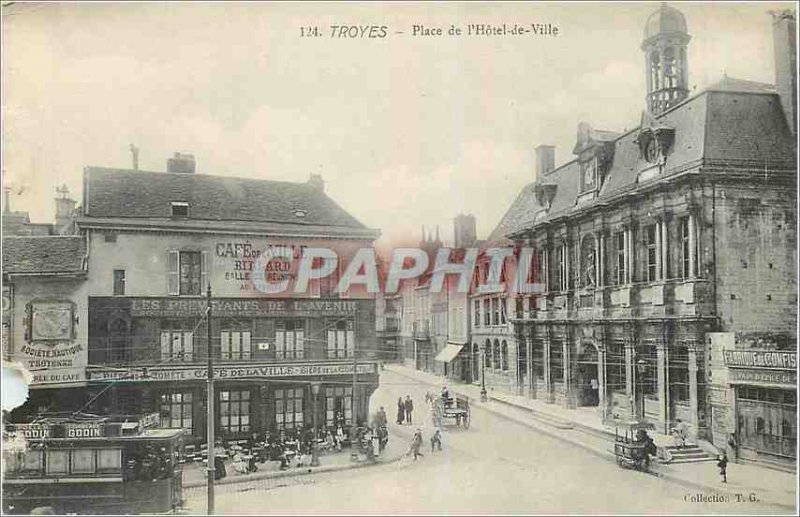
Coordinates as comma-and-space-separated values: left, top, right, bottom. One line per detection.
543, 327, 552, 403
625, 342, 636, 421
597, 344, 607, 422
563, 336, 572, 408
660, 219, 668, 280
599, 233, 605, 287
655, 220, 663, 281
656, 342, 669, 434
688, 340, 699, 441
526, 329, 534, 399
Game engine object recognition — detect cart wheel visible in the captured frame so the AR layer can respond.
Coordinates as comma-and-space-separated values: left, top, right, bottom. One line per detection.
463, 412, 471, 429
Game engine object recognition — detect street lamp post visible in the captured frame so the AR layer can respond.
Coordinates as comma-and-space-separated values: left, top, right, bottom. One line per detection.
311, 382, 321, 467
350, 334, 359, 462
636, 358, 647, 424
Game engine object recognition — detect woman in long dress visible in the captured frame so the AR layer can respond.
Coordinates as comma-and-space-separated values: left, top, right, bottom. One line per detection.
396, 397, 405, 425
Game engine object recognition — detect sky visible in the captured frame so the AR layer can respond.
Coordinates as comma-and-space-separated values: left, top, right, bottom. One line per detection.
2, 1, 794, 247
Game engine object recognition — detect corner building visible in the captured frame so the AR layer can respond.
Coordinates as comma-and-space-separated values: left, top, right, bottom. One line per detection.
76, 160, 381, 444
497, 4, 796, 467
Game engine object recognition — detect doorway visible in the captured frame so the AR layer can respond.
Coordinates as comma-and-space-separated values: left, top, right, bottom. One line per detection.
576, 343, 599, 407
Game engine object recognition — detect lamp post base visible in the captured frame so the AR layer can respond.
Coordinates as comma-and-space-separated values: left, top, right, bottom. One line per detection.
480, 387, 488, 403
311, 446, 320, 467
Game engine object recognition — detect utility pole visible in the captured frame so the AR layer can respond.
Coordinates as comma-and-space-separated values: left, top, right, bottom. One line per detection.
206, 284, 215, 515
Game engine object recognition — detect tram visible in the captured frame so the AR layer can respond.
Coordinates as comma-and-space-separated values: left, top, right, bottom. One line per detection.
2, 412, 185, 515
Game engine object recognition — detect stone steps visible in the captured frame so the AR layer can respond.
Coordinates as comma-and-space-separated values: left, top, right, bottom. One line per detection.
664, 445, 717, 464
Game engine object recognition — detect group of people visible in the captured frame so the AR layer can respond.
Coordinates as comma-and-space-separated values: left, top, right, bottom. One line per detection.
396, 395, 414, 425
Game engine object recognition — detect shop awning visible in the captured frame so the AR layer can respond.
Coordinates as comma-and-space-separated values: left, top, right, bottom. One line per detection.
435, 343, 465, 363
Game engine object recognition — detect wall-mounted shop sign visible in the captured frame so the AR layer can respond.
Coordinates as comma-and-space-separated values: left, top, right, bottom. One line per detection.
723, 350, 797, 370
29, 301, 75, 341
88, 361, 377, 383
127, 298, 361, 318
729, 368, 797, 387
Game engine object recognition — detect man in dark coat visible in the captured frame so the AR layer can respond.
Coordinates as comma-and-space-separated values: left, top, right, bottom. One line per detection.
404, 395, 414, 425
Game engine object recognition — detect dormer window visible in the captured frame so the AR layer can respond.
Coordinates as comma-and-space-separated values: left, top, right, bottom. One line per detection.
292, 208, 308, 219
171, 202, 189, 217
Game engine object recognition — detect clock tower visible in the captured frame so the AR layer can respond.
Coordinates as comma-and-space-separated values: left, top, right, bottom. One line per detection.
642, 3, 691, 115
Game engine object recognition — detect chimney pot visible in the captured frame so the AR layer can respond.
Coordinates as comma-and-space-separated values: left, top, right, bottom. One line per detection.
167, 153, 196, 174
308, 174, 325, 193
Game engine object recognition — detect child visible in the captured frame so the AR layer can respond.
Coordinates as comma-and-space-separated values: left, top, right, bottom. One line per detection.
717, 452, 728, 483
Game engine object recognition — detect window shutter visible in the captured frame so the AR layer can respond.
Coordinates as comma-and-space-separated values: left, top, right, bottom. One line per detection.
167, 250, 179, 295
200, 251, 209, 293
184, 332, 193, 361
160, 332, 170, 361
242, 331, 251, 360
327, 329, 336, 358
296, 330, 304, 358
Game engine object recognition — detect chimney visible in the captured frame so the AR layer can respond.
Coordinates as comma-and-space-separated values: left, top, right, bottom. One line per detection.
535, 145, 555, 178
130, 144, 139, 171
54, 184, 77, 233
771, 10, 797, 135
454, 214, 477, 248
308, 173, 325, 193
167, 152, 196, 174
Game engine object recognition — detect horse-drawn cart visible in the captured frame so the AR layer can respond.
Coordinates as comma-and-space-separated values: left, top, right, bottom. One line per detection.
611, 422, 657, 472
432, 394, 470, 429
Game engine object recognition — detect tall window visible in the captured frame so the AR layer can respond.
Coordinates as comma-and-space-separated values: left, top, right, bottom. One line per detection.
484, 339, 492, 369
556, 244, 568, 291
219, 389, 250, 434
326, 319, 353, 359
680, 217, 692, 279
275, 388, 304, 429
325, 386, 352, 427
160, 392, 193, 431
493, 339, 501, 370
501, 341, 509, 371
550, 341, 564, 383
113, 269, 126, 296
669, 346, 689, 402
646, 225, 658, 282
276, 318, 304, 360
532, 340, 544, 379
500, 298, 507, 324
493, 298, 500, 325
607, 342, 626, 394
474, 300, 480, 328
160, 320, 193, 361
108, 319, 131, 363
614, 232, 626, 285
220, 321, 252, 360
167, 250, 206, 295
537, 248, 548, 292
483, 299, 490, 326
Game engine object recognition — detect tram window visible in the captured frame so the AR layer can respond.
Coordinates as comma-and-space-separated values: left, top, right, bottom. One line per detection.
23, 450, 44, 472
97, 449, 122, 471
71, 449, 96, 474
46, 450, 69, 475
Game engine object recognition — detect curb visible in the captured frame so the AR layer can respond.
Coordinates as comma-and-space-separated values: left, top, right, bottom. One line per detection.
386, 366, 796, 512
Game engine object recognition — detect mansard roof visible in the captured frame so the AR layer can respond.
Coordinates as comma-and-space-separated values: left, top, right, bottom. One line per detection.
505, 84, 796, 239
81, 167, 378, 238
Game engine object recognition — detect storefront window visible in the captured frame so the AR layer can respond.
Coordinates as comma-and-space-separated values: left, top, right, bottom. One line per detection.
493, 340, 501, 370
550, 341, 564, 383
501, 341, 509, 371
46, 450, 69, 475
276, 319, 305, 360
219, 389, 250, 434
737, 386, 796, 459
325, 387, 352, 427
160, 320, 193, 361
275, 388, 304, 429
326, 319, 353, 359
179, 251, 202, 295
97, 449, 122, 472
484, 339, 492, 369
71, 449, 95, 474
532, 340, 544, 380
606, 342, 626, 395
160, 392, 193, 432
669, 346, 690, 402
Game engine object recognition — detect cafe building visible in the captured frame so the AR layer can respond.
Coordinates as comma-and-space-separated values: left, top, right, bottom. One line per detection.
75, 155, 381, 444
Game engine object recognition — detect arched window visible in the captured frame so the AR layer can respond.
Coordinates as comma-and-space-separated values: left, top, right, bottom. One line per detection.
484, 339, 492, 369
472, 343, 480, 380
501, 341, 509, 371
493, 339, 501, 370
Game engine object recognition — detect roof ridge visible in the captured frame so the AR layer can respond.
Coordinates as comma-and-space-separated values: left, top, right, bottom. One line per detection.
86, 166, 317, 188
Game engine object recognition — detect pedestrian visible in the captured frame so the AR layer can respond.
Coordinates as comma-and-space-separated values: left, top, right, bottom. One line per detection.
408, 427, 424, 461
404, 395, 414, 425
430, 428, 442, 453
672, 418, 688, 449
717, 451, 728, 483
727, 432, 738, 461
213, 439, 227, 480
397, 397, 405, 425
377, 406, 388, 428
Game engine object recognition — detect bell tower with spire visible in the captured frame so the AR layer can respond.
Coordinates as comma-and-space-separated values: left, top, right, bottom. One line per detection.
642, 2, 691, 115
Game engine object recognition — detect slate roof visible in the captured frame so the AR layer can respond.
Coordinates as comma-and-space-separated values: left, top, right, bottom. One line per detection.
501, 81, 796, 239
485, 183, 541, 246
2, 236, 86, 275
82, 167, 377, 236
